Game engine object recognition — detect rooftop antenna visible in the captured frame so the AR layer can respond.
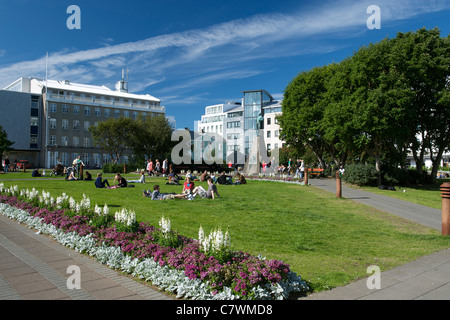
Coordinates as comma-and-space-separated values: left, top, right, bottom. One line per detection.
115, 67, 128, 92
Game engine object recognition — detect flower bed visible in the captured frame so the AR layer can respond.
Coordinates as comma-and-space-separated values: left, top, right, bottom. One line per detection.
243, 174, 306, 185
0, 183, 308, 300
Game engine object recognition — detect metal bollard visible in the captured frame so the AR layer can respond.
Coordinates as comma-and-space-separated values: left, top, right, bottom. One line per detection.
441, 183, 450, 236
336, 171, 342, 198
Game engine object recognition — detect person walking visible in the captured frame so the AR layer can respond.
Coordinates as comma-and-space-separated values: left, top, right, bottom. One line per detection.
300, 159, 305, 180
162, 159, 168, 177
4, 158, 10, 174
155, 159, 161, 175
147, 159, 154, 177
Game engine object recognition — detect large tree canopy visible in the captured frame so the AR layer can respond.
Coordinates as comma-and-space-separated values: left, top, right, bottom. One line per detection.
90, 115, 174, 165
278, 27, 449, 184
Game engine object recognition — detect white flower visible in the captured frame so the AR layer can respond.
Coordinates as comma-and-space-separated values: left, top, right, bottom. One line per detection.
103, 204, 109, 216
94, 204, 102, 216
198, 226, 205, 246
159, 216, 171, 237
69, 197, 76, 210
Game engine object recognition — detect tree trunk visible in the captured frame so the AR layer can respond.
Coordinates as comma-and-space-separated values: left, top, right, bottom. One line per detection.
375, 156, 382, 186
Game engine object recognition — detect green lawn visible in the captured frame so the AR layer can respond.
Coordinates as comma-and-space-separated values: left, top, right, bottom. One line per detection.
2, 171, 450, 293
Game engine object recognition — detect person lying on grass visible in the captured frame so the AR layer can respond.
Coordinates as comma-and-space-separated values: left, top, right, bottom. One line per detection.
143, 185, 187, 200
128, 171, 146, 184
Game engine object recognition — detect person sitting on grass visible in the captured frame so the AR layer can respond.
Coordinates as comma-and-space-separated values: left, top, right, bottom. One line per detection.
166, 169, 181, 185
143, 185, 186, 200
95, 173, 110, 188
185, 170, 198, 181
114, 173, 128, 188
193, 178, 220, 199
217, 171, 232, 185
200, 170, 210, 182
233, 172, 246, 185
128, 171, 146, 184
182, 177, 195, 195
84, 171, 92, 181
31, 168, 41, 177
67, 170, 77, 181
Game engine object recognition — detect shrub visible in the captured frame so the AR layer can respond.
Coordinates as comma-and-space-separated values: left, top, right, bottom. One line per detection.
381, 165, 412, 186
342, 163, 378, 186
102, 163, 139, 173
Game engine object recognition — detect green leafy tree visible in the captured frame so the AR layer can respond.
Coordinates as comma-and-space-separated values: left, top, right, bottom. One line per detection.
346, 37, 414, 185
393, 28, 450, 182
278, 65, 333, 168
90, 117, 136, 164
130, 114, 174, 162
0, 125, 14, 171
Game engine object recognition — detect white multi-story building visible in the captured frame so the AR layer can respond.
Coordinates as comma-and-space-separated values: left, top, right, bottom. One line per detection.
263, 100, 284, 154
2, 75, 172, 168
195, 90, 285, 166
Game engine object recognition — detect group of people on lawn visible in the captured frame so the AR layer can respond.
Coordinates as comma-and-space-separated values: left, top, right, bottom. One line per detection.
94, 169, 247, 201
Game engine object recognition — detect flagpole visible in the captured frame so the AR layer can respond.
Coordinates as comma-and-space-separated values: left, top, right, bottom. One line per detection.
45, 52, 48, 94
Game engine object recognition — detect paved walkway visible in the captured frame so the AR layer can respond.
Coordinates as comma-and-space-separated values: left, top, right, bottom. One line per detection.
300, 178, 450, 300
0, 212, 172, 300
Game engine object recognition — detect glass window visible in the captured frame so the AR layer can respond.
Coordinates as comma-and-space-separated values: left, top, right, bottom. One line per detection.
61, 152, 69, 166
62, 119, 69, 130
30, 117, 39, 126
84, 107, 90, 116
73, 120, 80, 130
49, 118, 57, 129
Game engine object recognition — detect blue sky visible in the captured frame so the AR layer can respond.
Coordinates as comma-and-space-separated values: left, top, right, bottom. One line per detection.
0, 0, 449, 130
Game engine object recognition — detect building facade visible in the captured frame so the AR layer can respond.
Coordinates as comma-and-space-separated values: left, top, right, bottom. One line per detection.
2, 76, 169, 168
0, 90, 43, 166
194, 90, 285, 167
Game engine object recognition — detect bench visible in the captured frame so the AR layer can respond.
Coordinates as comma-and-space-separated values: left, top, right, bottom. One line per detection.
307, 168, 324, 176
